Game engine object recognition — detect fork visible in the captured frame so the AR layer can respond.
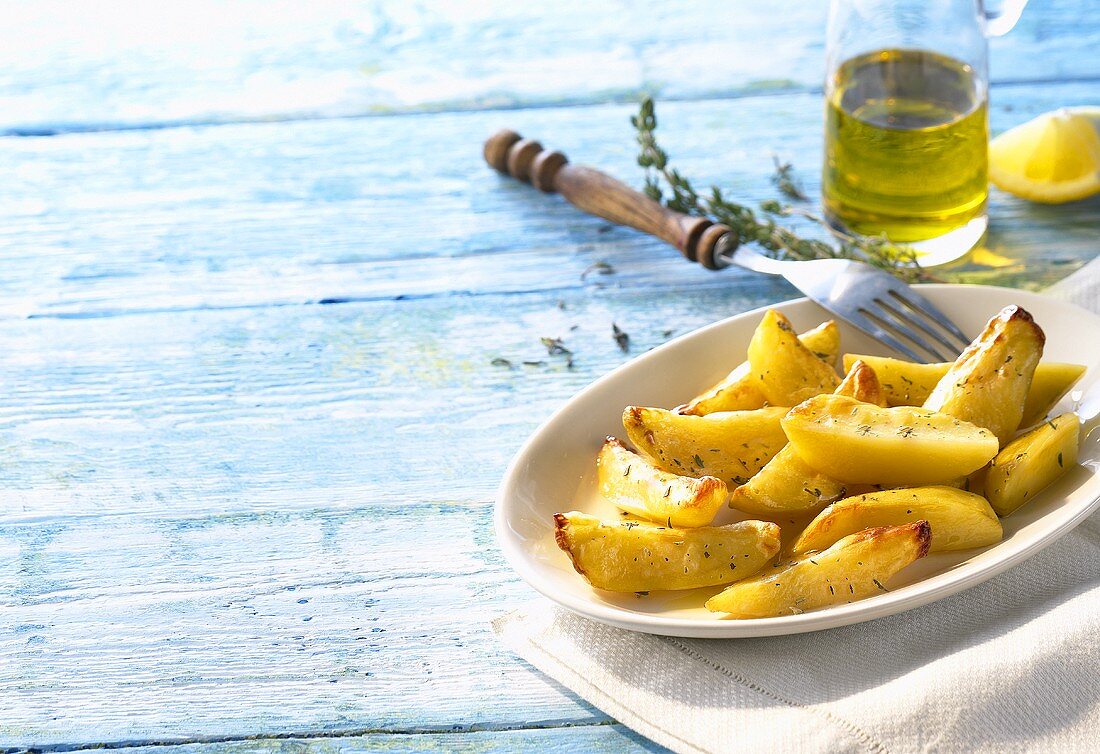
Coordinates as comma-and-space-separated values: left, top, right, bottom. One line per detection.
721, 247, 970, 362
484, 129, 971, 363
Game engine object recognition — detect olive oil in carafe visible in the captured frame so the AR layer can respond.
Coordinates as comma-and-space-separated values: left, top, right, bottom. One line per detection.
823, 49, 988, 243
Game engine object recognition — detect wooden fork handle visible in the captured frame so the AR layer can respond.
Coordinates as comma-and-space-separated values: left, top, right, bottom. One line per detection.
483, 129, 735, 269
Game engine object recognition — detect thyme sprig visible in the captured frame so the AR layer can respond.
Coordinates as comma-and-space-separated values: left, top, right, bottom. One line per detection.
631, 98, 931, 283
771, 156, 807, 201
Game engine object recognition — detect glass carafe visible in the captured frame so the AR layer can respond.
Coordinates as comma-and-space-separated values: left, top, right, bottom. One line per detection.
823, 0, 1028, 265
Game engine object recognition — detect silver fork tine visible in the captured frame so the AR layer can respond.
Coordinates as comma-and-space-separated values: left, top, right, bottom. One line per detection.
862, 301, 955, 362
837, 309, 926, 362
718, 247, 972, 364
875, 297, 960, 360
886, 287, 971, 352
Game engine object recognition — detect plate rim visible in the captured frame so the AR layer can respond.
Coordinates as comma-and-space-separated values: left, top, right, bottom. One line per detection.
494, 284, 1100, 638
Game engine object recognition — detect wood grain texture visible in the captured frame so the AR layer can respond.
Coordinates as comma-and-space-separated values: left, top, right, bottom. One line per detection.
0, 2, 1097, 751
0, 284, 789, 746
0, 503, 610, 746
0, 82, 1095, 322
93, 725, 668, 754
485, 129, 719, 263
0, 0, 1094, 134
0, 285, 789, 524
0, 80, 1096, 754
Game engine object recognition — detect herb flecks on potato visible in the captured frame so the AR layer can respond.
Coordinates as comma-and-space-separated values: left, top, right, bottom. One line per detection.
597, 437, 727, 528
1017, 363, 1087, 428
706, 521, 931, 617
792, 486, 1002, 554
554, 512, 780, 592
623, 405, 788, 486
985, 412, 1080, 516
842, 355, 1084, 427
552, 304, 1083, 620
748, 310, 840, 406
835, 359, 889, 407
730, 360, 885, 516
781, 394, 998, 486
841, 355, 948, 406
924, 305, 1045, 446
680, 321, 840, 416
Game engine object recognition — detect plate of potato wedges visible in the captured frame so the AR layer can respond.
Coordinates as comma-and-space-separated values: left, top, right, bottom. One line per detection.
495, 285, 1100, 637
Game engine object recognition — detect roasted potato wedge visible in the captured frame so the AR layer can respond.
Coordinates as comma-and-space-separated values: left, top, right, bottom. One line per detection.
554, 512, 780, 592
1018, 363, 1088, 428
857, 476, 968, 494
924, 306, 1045, 445
705, 521, 931, 617
841, 354, 948, 406
836, 358, 889, 407
730, 361, 885, 516
747, 310, 840, 406
963, 465, 989, 496
792, 486, 1002, 554
985, 412, 1080, 516
782, 394, 999, 485
597, 437, 728, 528
623, 406, 788, 486
728, 448, 853, 517
680, 321, 840, 415
843, 354, 1085, 427
678, 362, 765, 416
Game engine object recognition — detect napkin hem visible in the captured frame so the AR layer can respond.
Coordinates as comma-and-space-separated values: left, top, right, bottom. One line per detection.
661, 635, 890, 753
495, 606, 889, 754
494, 608, 708, 754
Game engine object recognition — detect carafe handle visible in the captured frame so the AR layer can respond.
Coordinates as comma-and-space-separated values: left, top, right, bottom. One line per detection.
983, 0, 1028, 37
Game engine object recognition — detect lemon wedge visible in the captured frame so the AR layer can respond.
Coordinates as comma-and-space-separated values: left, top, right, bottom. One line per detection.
989, 107, 1100, 204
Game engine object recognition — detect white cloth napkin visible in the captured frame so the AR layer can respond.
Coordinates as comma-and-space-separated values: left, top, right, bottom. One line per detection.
494, 258, 1100, 754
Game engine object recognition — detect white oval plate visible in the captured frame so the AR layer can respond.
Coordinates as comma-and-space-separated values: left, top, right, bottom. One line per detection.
495, 285, 1100, 638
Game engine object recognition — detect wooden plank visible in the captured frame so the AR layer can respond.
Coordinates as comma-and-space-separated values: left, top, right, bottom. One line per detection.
0, 237, 784, 745
86, 725, 668, 754
0, 79, 1095, 743
0, 6, 1093, 750
0, 0, 1094, 132
0, 502, 616, 747
0, 283, 789, 524
0, 81, 1094, 321
0, 282, 782, 746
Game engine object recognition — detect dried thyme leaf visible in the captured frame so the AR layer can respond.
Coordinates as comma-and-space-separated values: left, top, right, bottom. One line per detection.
612, 323, 630, 353
490, 357, 513, 368
540, 337, 573, 356
581, 261, 615, 280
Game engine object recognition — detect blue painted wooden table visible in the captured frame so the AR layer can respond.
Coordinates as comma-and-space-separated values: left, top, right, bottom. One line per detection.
0, 2, 1096, 751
